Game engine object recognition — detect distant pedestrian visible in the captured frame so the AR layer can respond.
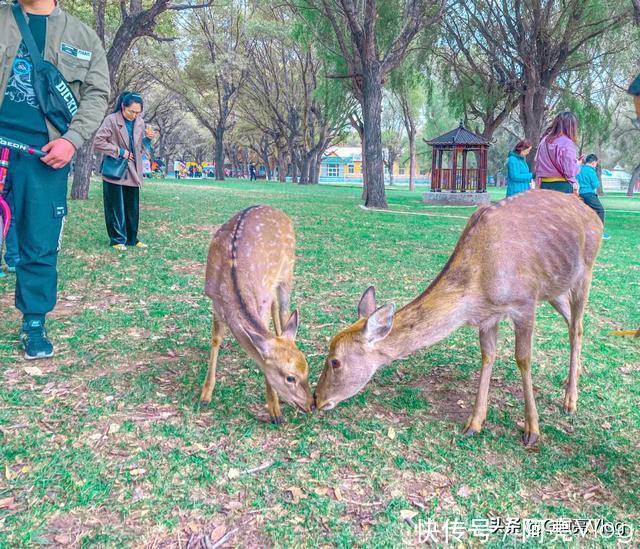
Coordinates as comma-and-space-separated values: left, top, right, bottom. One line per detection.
249, 162, 256, 181
94, 91, 155, 251
577, 154, 610, 240
534, 111, 581, 194
506, 139, 534, 197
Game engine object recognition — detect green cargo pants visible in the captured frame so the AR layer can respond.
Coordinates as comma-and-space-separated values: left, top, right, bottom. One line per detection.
2, 129, 69, 318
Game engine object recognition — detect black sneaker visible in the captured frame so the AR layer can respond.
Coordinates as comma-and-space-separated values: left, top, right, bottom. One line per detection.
20, 320, 54, 360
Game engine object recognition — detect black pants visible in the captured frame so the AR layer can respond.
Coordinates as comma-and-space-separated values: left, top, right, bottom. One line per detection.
580, 192, 605, 224
540, 181, 573, 194
103, 181, 139, 246
2, 128, 68, 318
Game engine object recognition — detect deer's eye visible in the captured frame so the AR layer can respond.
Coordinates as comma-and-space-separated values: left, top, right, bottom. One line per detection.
286, 375, 296, 384
331, 359, 341, 369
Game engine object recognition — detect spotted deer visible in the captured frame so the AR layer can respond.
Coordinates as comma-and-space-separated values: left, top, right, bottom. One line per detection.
201, 205, 313, 423
315, 190, 603, 446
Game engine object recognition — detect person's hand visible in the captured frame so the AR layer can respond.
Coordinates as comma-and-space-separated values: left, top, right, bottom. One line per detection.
145, 127, 156, 139
41, 138, 76, 169
123, 149, 134, 161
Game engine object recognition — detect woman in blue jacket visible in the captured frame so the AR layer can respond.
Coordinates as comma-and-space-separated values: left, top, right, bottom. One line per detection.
506, 139, 534, 197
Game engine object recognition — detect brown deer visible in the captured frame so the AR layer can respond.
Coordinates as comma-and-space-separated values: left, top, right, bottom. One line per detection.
201, 205, 313, 423
315, 190, 603, 446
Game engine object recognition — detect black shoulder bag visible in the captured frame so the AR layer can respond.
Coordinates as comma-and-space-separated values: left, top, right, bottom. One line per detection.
12, 3, 79, 134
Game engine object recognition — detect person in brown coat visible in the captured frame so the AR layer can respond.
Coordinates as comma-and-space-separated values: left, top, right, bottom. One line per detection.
94, 91, 154, 250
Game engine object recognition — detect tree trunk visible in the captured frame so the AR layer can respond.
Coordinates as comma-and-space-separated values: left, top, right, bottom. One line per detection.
215, 127, 225, 180
299, 153, 310, 184
628, 163, 640, 196
276, 146, 287, 182
70, 138, 97, 199
288, 141, 298, 183
362, 70, 387, 208
408, 126, 416, 192
519, 85, 547, 166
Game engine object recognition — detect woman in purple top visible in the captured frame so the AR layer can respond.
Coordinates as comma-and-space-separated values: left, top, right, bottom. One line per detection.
534, 112, 582, 194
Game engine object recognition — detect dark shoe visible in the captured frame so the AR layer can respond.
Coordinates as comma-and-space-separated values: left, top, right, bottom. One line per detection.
20, 320, 54, 360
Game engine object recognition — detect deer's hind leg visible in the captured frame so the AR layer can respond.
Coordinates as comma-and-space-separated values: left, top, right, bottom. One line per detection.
463, 322, 498, 436
563, 275, 592, 414
200, 308, 226, 405
514, 312, 539, 447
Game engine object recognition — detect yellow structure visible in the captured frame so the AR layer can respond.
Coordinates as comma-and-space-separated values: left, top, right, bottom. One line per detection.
321, 146, 422, 181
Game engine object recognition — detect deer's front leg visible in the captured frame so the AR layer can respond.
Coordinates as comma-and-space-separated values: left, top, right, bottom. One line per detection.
200, 313, 225, 405
463, 323, 498, 436
514, 317, 539, 447
265, 379, 283, 425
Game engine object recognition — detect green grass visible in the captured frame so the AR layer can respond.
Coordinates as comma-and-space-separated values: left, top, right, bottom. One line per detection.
1, 179, 638, 547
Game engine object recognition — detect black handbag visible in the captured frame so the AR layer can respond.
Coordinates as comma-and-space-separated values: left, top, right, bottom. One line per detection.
12, 4, 79, 134
100, 155, 128, 180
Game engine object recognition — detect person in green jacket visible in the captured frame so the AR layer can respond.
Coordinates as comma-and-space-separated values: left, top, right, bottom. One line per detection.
506, 139, 534, 197
0, 0, 110, 359
577, 154, 610, 240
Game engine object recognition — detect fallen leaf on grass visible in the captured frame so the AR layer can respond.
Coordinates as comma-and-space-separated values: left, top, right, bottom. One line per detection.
314, 487, 329, 497
0, 497, 17, 510
54, 534, 73, 545
287, 486, 307, 503
601, 421, 612, 430
24, 366, 44, 377
132, 486, 145, 502
210, 524, 227, 543
227, 468, 240, 480
387, 426, 396, 440
129, 468, 146, 477
400, 509, 418, 523
457, 485, 472, 498
108, 423, 120, 435
333, 487, 343, 501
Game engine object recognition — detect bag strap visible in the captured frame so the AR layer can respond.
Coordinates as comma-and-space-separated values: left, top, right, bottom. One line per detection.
12, 3, 45, 69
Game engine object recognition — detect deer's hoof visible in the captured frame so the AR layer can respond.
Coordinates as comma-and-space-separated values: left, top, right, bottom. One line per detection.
522, 431, 539, 448
563, 397, 577, 415
462, 416, 482, 436
198, 399, 211, 408
270, 415, 284, 426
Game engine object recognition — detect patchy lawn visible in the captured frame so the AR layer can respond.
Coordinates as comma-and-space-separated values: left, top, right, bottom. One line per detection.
1, 180, 638, 547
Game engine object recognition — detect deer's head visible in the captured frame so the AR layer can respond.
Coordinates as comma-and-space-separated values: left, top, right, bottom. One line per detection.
243, 310, 313, 413
315, 287, 395, 411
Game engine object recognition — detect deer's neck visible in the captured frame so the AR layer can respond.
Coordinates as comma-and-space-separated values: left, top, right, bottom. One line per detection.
378, 277, 468, 361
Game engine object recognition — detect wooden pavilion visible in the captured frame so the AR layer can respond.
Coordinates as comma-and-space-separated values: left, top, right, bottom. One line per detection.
425, 122, 490, 194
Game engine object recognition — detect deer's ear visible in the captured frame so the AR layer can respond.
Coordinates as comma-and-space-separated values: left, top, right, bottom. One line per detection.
358, 286, 377, 319
282, 309, 300, 340
363, 303, 395, 343
239, 324, 271, 358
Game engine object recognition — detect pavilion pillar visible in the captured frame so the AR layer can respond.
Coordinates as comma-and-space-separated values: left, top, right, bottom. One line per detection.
451, 147, 458, 191
431, 146, 438, 191
461, 149, 467, 192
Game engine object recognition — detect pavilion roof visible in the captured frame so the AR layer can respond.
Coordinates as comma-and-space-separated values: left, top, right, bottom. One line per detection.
425, 122, 489, 147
